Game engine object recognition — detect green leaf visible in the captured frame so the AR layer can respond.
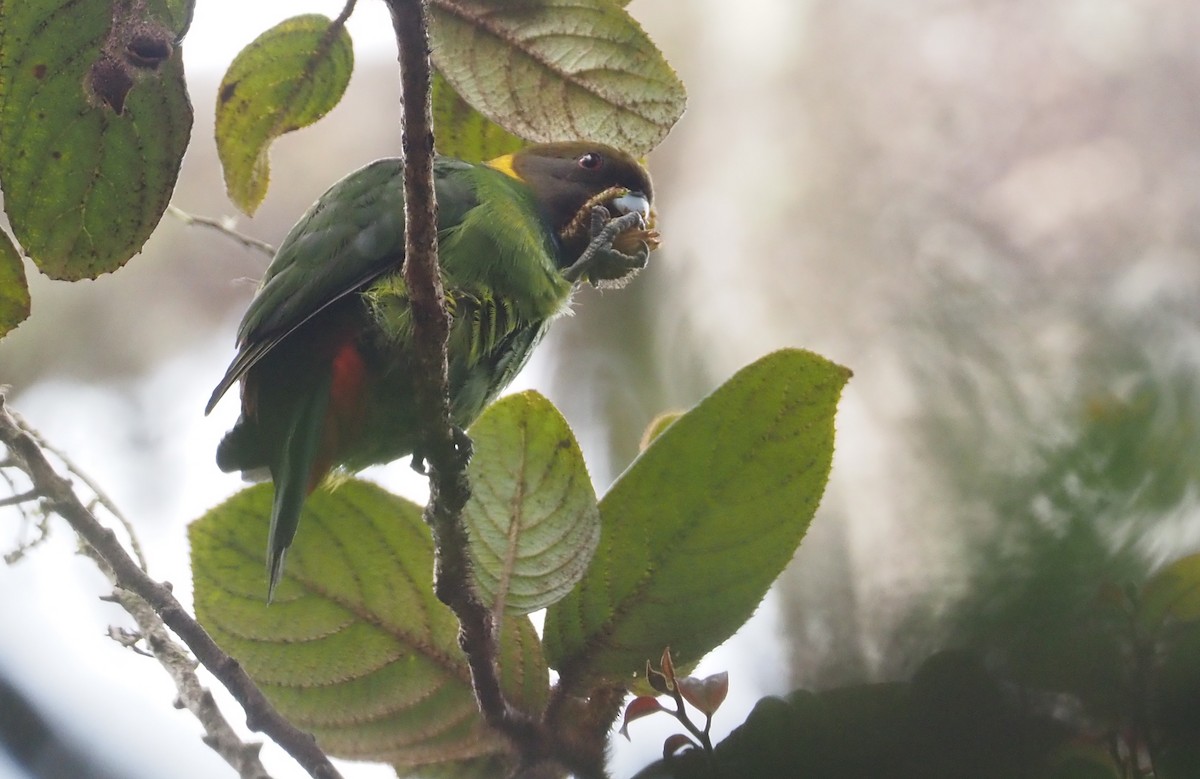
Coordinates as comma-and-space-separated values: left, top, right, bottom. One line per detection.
1140, 552, 1200, 631
190, 480, 547, 770
429, 0, 686, 155
464, 391, 601, 617
0, 0, 192, 279
544, 349, 850, 688
216, 15, 353, 214
0, 229, 29, 338
432, 69, 525, 163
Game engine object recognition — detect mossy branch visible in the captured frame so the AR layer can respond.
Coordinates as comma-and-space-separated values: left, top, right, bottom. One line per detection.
382, 1, 570, 774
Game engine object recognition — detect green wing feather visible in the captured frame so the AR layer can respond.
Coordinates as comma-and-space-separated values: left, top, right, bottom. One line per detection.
205, 157, 482, 414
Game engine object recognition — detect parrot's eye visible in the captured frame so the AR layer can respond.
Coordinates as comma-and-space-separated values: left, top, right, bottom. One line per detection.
577, 152, 603, 171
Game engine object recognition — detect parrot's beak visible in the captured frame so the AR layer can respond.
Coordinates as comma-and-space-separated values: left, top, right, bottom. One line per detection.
610, 191, 651, 223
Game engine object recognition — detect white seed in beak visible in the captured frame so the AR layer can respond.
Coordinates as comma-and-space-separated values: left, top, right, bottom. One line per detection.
610, 192, 651, 222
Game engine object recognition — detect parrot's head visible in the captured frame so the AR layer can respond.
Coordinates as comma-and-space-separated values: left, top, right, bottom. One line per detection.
488, 142, 658, 260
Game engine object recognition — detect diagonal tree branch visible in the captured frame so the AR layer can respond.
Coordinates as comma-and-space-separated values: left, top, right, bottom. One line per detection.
0, 395, 344, 779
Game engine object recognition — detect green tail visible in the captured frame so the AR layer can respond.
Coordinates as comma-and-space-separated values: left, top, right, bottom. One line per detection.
265, 374, 332, 601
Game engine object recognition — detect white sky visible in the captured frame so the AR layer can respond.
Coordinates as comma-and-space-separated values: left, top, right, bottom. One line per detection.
184, 1, 399, 76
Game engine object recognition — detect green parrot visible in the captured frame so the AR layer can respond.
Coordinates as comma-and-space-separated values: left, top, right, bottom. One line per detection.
205, 142, 658, 598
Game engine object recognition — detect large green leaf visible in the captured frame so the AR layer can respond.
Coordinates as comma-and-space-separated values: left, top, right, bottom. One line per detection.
544, 349, 850, 689
429, 0, 686, 155
190, 480, 547, 771
432, 69, 524, 163
216, 15, 353, 214
0, 0, 192, 279
464, 391, 600, 617
0, 229, 28, 338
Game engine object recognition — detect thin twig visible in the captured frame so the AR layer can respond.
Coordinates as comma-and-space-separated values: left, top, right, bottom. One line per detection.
333, 0, 359, 26
0, 488, 38, 507
90, 547, 273, 779
168, 206, 276, 257
383, 0, 549, 769
12, 411, 150, 570
0, 395, 344, 779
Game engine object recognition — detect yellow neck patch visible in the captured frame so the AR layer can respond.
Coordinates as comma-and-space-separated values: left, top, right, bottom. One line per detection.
485, 153, 523, 182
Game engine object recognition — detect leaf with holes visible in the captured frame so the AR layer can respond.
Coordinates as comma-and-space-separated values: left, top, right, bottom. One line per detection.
429, 0, 685, 155
433, 69, 524, 163
216, 14, 353, 214
190, 480, 547, 770
544, 349, 850, 689
464, 391, 601, 617
0, 228, 29, 338
0, 0, 192, 279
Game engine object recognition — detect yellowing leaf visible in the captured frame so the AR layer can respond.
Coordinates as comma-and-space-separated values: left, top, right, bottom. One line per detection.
433, 69, 525, 163
0, 0, 192, 279
464, 391, 600, 617
1140, 552, 1200, 632
216, 15, 353, 214
190, 480, 547, 770
430, 0, 686, 155
543, 349, 850, 688
0, 229, 29, 338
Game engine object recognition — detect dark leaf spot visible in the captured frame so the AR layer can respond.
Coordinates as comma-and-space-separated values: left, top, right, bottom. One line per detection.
219, 80, 238, 104
51, 150, 61, 160
87, 56, 133, 115
32, 64, 46, 80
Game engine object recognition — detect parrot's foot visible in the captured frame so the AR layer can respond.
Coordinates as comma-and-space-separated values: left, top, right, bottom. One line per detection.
562, 208, 651, 288
410, 426, 473, 475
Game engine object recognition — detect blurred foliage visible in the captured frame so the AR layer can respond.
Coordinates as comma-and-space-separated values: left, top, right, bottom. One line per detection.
631, 651, 1077, 779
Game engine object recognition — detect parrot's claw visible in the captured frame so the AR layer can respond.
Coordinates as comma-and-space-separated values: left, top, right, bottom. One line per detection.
451, 426, 474, 469
562, 208, 650, 288
410, 426, 473, 475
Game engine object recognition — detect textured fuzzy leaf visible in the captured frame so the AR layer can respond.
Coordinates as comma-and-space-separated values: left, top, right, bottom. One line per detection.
190, 480, 547, 769
432, 69, 524, 163
429, 0, 686, 155
0, 229, 28, 338
464, 391, 601, 616
0, 0, 192, 279
544, 349, 850, 688
216, 15, 353, 214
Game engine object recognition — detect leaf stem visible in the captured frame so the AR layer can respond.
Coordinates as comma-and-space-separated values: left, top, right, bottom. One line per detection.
168, 206, 275, 257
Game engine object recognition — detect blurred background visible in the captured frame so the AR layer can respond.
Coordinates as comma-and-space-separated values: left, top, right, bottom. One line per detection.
3, 0, 1200, 776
